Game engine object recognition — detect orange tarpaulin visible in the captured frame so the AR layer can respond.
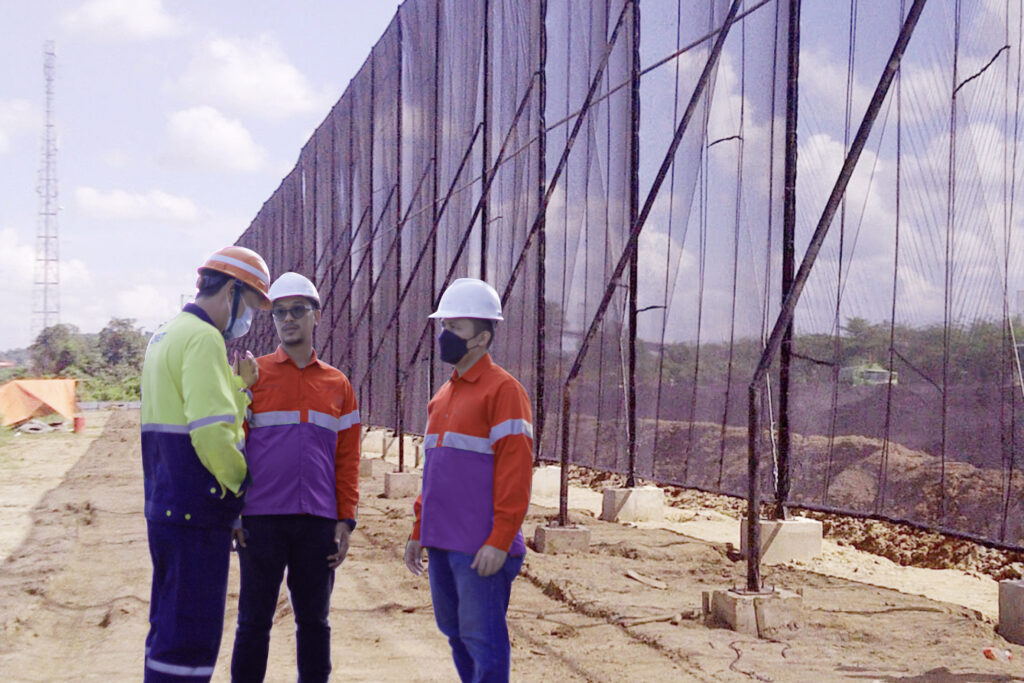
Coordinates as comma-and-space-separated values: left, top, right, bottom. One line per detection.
0, 379, 77, 426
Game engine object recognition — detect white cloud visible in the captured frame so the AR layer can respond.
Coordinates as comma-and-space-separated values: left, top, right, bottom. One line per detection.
61, 0, 180, 40
0, 228, 34, 288
74, 186, 200, 222
161, 106, 268, 173
176, 35, 333, 119
0, 99, 37, 154
114, 283, 180, 330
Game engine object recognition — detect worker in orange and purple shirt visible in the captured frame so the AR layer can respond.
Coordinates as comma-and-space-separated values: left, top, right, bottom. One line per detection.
404, 278, 533, 683
230, 272, 360, 683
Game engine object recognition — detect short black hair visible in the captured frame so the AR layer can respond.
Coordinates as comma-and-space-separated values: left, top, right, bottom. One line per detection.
196, 269, 233, 298
470, 318, 496, 348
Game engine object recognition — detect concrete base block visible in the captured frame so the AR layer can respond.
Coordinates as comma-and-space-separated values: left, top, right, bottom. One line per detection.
600, 486, 664, 523
359, 457, 389, 478
533, 524, 590, 554
361, 430, 387, 454
740, 517, 823, 565
531, 465, 562, 499
999, 580, 1024, 644
383, 434, 418, 459
703, 588, 802, 638
383, 471, 420, 498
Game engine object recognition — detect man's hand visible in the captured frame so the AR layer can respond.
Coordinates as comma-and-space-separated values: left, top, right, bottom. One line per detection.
234, 350, 259, 388
471, 544, 508, 577
327, 522, 351, 569
404, 539, 425, 576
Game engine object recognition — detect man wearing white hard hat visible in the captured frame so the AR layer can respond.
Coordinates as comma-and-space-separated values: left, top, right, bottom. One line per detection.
404, 277, 533, 682
230, 272, 360, 683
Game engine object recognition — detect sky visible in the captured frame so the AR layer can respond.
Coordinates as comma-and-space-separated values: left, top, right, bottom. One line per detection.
1, 0, 1020, 352
0, 0, 402, 351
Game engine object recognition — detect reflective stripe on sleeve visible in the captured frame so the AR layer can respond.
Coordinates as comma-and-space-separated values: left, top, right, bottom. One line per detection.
337, 408, 360, 431
188, 414, 236, 431
423, 433, 439, 449
489, 418, 534, 446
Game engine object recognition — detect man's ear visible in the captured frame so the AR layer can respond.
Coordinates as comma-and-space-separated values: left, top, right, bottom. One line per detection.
473, 328, 491, 349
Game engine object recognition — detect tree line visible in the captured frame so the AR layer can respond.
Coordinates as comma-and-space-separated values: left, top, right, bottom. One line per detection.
0, 319, 149, 402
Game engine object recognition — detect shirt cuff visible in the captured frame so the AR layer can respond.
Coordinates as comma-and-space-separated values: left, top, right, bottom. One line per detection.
340, 518, 356, 531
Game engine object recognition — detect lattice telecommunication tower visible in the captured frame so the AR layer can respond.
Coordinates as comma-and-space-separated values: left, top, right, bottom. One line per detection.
32, 40, 60, 338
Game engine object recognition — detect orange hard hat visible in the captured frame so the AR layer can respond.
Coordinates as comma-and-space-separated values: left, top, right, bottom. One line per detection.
198, 246, 272, 309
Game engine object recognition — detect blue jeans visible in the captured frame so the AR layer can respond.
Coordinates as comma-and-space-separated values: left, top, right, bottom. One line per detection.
145, 521, 232, 683
427, 548, 524, 683
230, 515, 337, 683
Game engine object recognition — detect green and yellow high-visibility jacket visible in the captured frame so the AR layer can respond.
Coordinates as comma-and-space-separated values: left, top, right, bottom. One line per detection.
141, 303, 250, 528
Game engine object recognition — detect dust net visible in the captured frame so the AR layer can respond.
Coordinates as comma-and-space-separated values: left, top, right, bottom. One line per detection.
234, 0, 1024, 550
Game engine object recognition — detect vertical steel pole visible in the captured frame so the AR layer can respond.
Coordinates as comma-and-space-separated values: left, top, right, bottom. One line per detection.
430, 2, 442, 395
535, 0, 548, 465
396, 16, 405, 472
775, 0, 800, 520
626, 0, 640, 488
481, 0, 491, 280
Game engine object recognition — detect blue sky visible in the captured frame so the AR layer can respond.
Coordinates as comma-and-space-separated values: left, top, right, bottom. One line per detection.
0, 0, 401, 350
2, 0, 1019, 351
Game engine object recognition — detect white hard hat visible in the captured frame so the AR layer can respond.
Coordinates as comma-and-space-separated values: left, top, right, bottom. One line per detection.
268, 272, 321, 306
428, 278, 503, 321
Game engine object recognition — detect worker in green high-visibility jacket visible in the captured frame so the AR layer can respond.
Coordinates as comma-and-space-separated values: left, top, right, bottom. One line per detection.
140, 245, 271, 683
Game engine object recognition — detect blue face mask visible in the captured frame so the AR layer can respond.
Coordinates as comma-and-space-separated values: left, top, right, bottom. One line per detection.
223, 303, 253, 340
222, 282, 253, 341
437, 328, 470, 364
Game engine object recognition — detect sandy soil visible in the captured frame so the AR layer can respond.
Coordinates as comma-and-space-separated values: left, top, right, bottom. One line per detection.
1, 410, 1022, 681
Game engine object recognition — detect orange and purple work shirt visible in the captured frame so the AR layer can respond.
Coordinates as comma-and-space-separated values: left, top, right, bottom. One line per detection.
242, 346, 360, 523
412, 353, 533, 556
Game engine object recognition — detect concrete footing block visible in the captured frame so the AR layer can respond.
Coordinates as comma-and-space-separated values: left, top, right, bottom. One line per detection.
383, 434, 418, 459
361, 430, 387, 454
531, 465, 562, 499
359, 457, 389, 478
600, 486, 664, 523
999, 580, 1024, 644
533, 524, 590, 554
740, 517, 823, 565
383, 471, 420, 498
703, 588, 802, 638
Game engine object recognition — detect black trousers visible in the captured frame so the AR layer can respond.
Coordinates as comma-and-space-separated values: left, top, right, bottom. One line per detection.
230, 514, 337, 683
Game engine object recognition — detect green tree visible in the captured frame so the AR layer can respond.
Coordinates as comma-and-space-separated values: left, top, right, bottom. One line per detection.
98, 318, 147, 368
30, 324, 93, 375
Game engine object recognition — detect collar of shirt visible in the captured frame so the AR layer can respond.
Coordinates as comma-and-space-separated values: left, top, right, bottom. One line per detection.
449, 352, 493, 384
183, 302, 216, 329
272, 344, 326, 370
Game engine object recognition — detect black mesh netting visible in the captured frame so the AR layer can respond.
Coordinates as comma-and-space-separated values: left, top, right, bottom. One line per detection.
234, 0, 1024, 549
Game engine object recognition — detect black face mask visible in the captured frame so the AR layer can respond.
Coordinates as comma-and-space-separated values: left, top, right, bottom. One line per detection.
437, 328, 471, 364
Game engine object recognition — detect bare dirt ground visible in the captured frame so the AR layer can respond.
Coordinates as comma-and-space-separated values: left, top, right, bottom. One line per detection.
2, 409, 1023, 681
